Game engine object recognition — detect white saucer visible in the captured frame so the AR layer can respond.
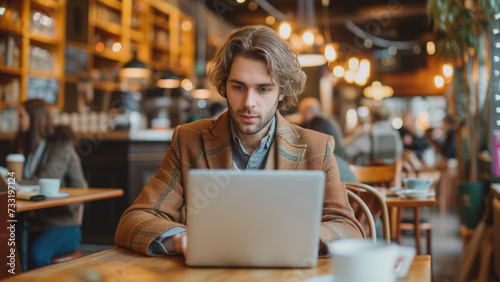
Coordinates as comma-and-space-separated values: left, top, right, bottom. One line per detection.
389, 187, 403, 193
303, 274, 335, 282
398, 189, 435, 200
45, 192, 69, 198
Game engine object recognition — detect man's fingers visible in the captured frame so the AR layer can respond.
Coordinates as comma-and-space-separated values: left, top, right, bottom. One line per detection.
174, 233, 187, 255
181, 233, 188, 254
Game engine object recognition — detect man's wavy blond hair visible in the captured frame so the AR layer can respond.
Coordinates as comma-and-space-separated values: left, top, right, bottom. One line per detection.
208, 25, 306, 110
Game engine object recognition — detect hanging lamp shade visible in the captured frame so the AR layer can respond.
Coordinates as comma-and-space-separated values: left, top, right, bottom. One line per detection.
295, 0, 326, 67
120, 52, 150, 78
191, 88, 212, 99
363, 81, 394, 100
157, 72, 180, 89
298, 54, 327, 67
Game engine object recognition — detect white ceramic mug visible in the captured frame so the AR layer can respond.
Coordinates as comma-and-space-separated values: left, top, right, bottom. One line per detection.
329, 239, 415, 282
403, 177, 433, 191
39, 178, 61, 196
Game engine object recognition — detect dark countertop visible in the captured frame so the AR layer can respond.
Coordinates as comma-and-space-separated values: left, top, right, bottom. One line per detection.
0, 129, 173, 142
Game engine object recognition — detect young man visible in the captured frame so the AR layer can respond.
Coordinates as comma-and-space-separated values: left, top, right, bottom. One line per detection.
115, 26, 364, 257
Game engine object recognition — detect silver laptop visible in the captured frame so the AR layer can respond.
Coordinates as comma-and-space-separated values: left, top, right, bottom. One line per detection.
185, 169, 325, 268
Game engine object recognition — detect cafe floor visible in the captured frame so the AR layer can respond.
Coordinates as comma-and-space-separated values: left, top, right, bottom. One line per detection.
417, 206, 462, 282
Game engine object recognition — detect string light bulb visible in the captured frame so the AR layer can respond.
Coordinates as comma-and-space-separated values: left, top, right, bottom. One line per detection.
324, 43, 337, 61
278, 22, 291, 39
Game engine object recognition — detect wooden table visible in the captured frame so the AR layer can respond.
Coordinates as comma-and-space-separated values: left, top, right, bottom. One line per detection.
15, 187, 123, 272
5, 248, 431, 282
17, 188, 123, 212
385, 190, 436, 255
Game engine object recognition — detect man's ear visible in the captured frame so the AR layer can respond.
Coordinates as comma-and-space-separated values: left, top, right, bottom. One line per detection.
278, 93, 285, 102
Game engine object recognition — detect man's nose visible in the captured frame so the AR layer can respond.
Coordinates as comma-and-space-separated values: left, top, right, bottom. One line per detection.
243, 90, 256, 108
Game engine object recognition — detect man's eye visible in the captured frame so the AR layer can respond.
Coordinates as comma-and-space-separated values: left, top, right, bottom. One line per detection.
233, 85, 244, 90
259, 88, 270, 93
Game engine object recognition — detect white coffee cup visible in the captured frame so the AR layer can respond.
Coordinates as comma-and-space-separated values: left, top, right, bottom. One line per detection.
6, 154, 25, 181
329, 239, 415, 282
403, 177, 433, 192
39, 178, 61, 196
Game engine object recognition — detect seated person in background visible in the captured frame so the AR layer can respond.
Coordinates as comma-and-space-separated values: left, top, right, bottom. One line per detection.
12, 99, 86, 269
302, 116, 353, 181
297, 97, 345, 150
115, 25, 364, 257
343, 104, 403, 165
209, 102, 227, 119
303, 115, 347, 159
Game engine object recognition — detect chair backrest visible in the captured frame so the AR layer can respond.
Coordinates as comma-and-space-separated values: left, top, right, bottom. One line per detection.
349, 159, 403, 188
344, 182, 391, 244
346, 189, 376, 242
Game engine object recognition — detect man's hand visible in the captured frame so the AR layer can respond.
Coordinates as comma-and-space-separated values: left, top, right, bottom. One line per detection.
173, 232, 187, 254
162, 232, 187, 255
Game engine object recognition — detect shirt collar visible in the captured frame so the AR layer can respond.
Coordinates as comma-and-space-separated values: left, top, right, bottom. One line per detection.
230, 115, 276, 151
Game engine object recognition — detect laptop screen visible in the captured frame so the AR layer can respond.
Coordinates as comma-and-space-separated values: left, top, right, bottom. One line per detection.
186, 169, 325, 268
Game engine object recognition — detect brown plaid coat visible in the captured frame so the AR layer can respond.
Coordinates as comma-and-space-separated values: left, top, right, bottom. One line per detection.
115, 111, 364, 256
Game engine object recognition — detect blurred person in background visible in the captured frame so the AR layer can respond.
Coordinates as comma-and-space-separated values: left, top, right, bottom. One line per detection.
398, 111, 432, 170
209, 102, 228, 119
302, 116, 354, 182
297, 97, 345, 158
303, 115, 347, 159
343, 104, 403, 165
12, 99, 86, 269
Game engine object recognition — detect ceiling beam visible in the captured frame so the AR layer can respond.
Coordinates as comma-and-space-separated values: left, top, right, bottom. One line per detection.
318, 6, 428, 26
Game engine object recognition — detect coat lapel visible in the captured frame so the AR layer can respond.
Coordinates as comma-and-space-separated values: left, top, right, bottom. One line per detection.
202, 112, 233, 169
275, 112, 307, 170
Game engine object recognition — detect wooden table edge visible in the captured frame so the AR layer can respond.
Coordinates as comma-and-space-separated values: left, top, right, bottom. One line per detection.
16, 188, 123, 212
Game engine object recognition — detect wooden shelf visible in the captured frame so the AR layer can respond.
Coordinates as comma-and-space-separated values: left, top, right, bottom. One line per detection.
130, 29, 144, 42
28, 69, 59, 79
0, 65, 22, 76
65, 74, 80, 83
67, 40, 90, 52
31, 0, 60, 10
94, 48, 124, 61
153, 16, 170, 31
0, 25, 23, 35
94, 80, 121, 92
94, 20, 123, 37
96, 0, 123, 11
30, 32, 59, 45
153, 42, 169, 52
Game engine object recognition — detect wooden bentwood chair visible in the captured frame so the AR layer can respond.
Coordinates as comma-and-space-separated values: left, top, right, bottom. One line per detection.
349, 160, 433, 255
344, 182, 391, 244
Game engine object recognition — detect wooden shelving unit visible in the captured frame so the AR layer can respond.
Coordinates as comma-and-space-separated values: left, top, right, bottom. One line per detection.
0, 65, 22, 76
147, 0, 195, 76
175, 12, 195, 77
0, 0, 65, 108
29, 33, 60, 45
94, 80, 121, 92
0, 0, 195, 109
0, 25, 23, 36
31, 0, 60, 10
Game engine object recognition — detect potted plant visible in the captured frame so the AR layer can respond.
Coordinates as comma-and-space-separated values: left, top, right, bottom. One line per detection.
426, 0, 499, 228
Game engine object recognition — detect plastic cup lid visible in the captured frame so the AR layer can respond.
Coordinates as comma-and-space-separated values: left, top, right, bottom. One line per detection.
7, 154, 25, 162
